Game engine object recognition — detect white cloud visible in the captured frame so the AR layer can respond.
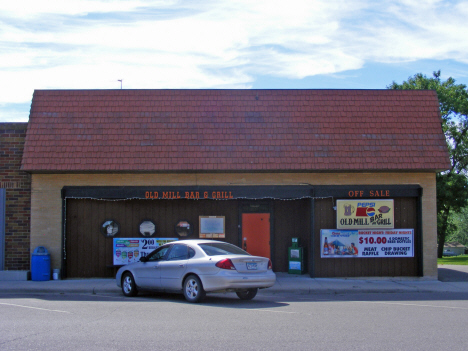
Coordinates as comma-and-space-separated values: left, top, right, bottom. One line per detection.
1, 0, 468, 121
348, 0, 468, 63
2, 0, 174, 17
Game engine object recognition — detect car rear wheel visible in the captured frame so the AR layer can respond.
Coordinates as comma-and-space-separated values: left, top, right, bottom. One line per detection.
236, 288, 258, 300
122, 272, 138, 297
183, 275, 205, 303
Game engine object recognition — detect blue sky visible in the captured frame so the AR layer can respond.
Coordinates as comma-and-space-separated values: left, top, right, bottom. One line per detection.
1, 0, 468, 122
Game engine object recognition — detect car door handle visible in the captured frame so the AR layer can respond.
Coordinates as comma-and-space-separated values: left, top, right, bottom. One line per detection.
179, 264, 185, 268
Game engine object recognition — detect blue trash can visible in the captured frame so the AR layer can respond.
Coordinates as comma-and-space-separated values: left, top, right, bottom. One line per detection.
31, 246, 51, 281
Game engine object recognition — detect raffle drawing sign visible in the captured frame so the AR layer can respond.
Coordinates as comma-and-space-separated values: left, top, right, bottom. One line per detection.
321, 229, 414, 258
337, 199, 394, 229
113, 238, 177, 265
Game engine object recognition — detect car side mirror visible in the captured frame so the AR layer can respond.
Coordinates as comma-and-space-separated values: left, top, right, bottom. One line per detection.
140, 256, 148, 262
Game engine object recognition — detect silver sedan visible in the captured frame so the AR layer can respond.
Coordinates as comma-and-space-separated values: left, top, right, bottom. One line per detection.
116, 239, 276, 302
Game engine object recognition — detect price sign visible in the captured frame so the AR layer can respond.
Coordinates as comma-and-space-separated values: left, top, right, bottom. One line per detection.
113, 237, 178, 265
321, 229, 414, 258
359, 230, 413, 257
359, 236, 387, 245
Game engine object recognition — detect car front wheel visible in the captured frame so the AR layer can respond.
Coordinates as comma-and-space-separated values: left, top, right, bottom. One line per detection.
183, 275, 206, 303
122, 272, 138, 297
236, 288, 258, 300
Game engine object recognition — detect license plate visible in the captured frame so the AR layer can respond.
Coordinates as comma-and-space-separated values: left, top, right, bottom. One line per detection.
246, 262, 257, 270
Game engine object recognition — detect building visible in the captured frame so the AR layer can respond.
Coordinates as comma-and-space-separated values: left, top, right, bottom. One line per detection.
0, 123, 31, 274
14, 89, 450, 279
443, 242, 466, 256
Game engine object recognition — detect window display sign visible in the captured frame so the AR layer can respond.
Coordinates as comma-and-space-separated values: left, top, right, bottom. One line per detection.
113, 237, 177, 265
337, 199, 394, 229
199, 216, 225, 238
321, 229, 414, 258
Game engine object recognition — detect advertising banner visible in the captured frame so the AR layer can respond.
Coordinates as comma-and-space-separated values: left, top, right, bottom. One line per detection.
337, 199, 394, 229
113, 237, 177, 265
321, 229, 414, 258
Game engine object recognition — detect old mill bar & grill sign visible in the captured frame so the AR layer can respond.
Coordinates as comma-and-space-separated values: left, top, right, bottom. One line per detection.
336, 199, 394, 229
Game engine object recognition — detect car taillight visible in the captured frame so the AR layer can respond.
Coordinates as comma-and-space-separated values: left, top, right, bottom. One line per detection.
215, 258, 236, 270
268, 259, 273, 270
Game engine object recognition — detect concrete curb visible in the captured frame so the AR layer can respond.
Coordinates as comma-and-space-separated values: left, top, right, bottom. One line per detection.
2, 266, 468, 296
1, 277, 468, 296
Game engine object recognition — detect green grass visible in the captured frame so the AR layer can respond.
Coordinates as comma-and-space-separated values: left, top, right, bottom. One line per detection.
438, 254, 468, 265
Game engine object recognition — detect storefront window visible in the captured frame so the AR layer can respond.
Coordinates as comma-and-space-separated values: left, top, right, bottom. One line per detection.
175, 220, 193, 237
139, 220, 156, 237
100, 220, 120, 238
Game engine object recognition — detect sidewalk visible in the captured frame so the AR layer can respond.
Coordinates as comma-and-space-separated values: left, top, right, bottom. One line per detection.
1, 267, 468, 296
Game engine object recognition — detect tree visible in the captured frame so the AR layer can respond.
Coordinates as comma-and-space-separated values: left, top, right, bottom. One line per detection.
388, 71, 468, 258
447, 206, 468, 246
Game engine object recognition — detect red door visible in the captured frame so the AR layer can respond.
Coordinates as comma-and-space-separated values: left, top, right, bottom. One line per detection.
241, 213, 270, 258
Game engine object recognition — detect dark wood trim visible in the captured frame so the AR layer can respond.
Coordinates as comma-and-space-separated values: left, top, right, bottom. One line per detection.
62, 184, 421, 200
61, 184, 423, 278
312, 197, 419, 277
314, 185, 422, 198
62, 185, 314, 200
269, 202, 275, 264
61, 197, 67, 279
310, 197, 315, 278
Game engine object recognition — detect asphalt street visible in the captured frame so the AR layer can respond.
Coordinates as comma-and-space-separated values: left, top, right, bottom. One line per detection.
1, 289, 468, 351
1, 266, 468, 350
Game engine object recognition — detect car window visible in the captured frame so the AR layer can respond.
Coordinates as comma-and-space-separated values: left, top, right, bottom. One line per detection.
166, 244, 189, 261
188, 247, 196, 259
147, 246, 171, 262
199, 243, 249, 256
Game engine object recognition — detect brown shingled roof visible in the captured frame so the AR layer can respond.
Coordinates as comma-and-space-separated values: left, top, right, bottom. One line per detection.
444, 242, 466, 248
21, 89, 450, 173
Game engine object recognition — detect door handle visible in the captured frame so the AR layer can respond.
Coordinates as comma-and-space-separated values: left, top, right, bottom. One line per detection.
179, 264, 185, 268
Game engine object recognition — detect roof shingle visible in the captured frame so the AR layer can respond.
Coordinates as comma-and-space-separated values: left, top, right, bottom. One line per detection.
21, 89, 450, 173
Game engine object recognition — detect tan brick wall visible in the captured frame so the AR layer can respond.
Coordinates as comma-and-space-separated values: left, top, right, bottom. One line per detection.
31, 172, 437, 278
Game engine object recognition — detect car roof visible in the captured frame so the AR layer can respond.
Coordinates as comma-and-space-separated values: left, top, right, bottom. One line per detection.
175, 239, 228, 245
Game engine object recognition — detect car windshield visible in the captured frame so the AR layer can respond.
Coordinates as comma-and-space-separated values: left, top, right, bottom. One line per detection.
199, 243, 250, 256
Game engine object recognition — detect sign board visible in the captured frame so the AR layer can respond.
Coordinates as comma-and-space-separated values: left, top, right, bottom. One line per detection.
199, 216, 225, 238
337, 199, 394, 229
113, 237, 177, 265
321, 229, 414, 258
